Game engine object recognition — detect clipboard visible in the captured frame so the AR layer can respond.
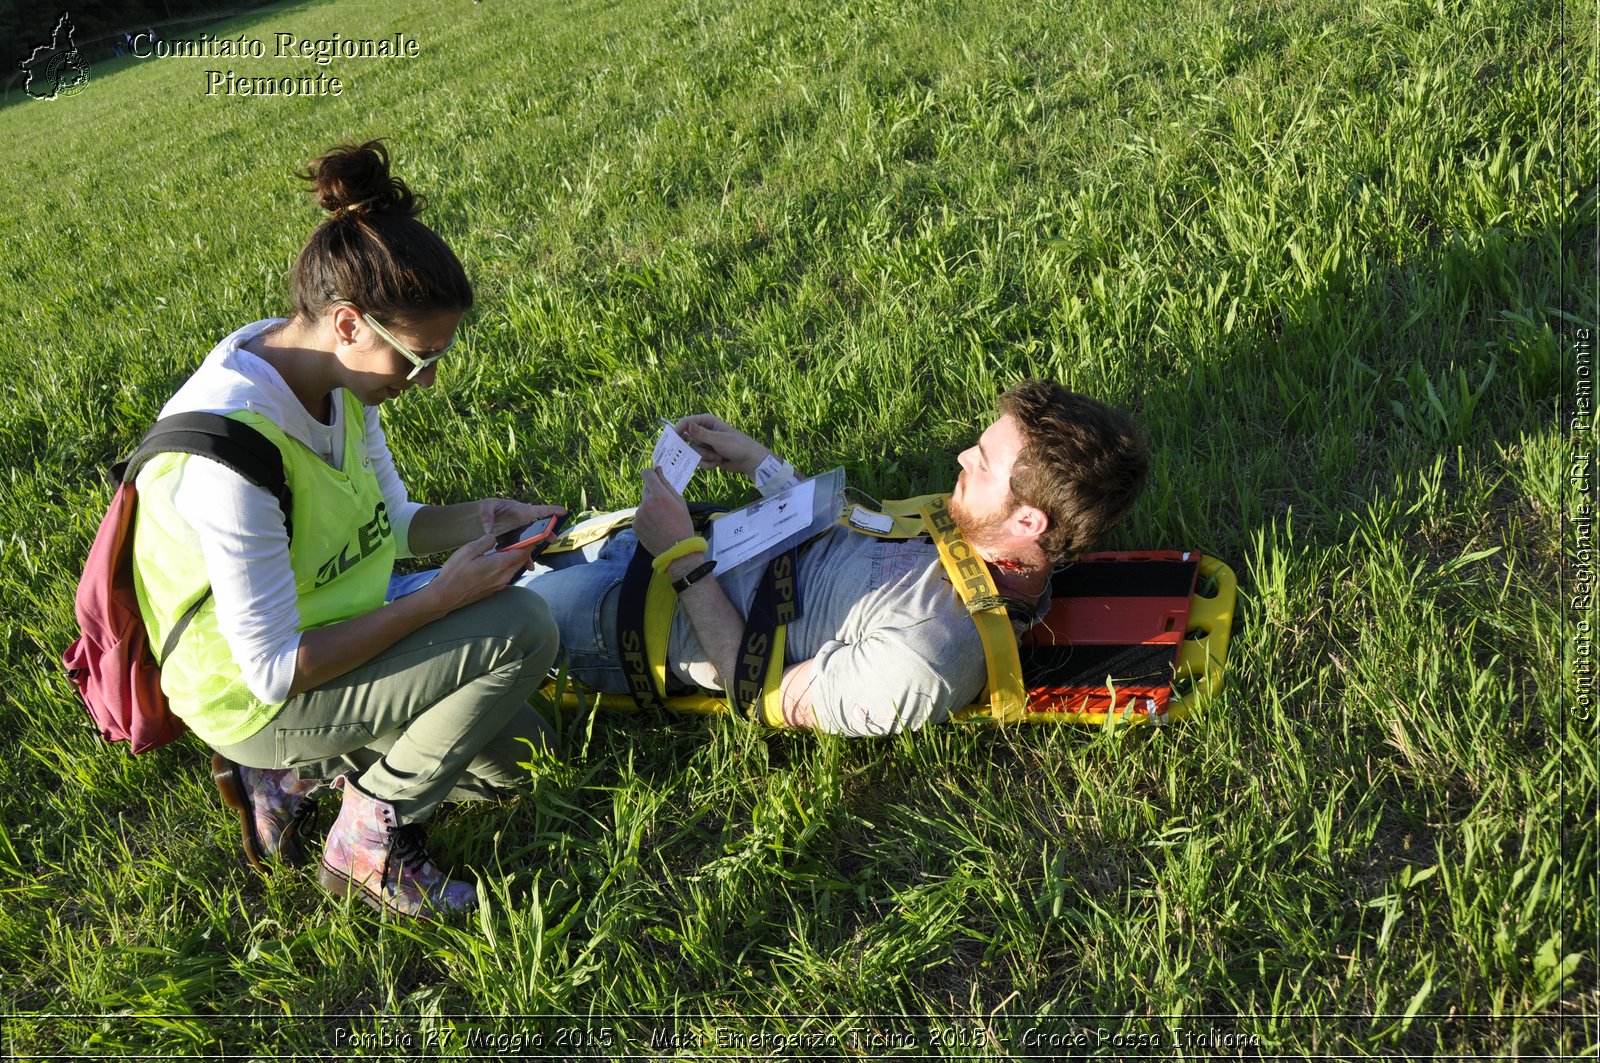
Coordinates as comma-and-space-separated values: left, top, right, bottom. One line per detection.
706, 467, 846, 577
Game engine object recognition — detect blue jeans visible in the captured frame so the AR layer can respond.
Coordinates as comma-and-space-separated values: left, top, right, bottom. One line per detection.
386, 530, 638, 694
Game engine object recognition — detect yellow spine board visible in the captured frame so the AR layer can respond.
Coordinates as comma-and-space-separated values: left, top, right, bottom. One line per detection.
950, 553, 1238, 726
1175, 554, 1237, 710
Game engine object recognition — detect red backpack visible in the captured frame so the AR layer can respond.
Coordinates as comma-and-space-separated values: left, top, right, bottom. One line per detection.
63, 414, 290, 754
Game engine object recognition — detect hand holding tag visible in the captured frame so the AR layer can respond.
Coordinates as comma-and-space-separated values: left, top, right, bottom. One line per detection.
636, 465, 697, 556
651, 420, 701, 496
673, 414, 775, 477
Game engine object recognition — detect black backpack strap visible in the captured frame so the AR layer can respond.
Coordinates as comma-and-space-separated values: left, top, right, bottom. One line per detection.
159, 594, 210, 666
116, 412, 292, 526
115, 412, 293, 665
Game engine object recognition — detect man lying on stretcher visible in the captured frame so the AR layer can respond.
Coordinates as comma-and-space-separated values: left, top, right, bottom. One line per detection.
517, 381, 1147, 735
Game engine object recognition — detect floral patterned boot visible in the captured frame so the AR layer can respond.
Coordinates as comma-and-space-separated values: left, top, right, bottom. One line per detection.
316, 773, 477, 919
211, 753, 320, 870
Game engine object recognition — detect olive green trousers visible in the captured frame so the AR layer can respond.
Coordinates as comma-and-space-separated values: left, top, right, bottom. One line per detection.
214, 586, 559, 825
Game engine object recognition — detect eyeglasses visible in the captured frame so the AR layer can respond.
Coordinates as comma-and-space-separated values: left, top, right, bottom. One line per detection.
335, 301, 454, 381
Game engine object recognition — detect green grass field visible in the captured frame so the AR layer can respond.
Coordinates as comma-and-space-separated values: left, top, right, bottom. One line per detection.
1, 0, 1594, 1056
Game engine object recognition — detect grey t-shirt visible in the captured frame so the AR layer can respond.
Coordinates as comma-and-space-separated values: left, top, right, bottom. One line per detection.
665, 526, 1000, 735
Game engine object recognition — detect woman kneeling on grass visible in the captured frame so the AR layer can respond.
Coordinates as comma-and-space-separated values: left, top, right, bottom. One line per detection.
130, 140, 562, 918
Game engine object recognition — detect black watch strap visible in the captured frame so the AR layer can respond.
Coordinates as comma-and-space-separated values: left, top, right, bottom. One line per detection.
671, 559, 717, 593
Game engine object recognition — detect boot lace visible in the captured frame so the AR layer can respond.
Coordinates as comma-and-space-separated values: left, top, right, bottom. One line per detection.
384, 823, 437, 886
286, 794, 319, 839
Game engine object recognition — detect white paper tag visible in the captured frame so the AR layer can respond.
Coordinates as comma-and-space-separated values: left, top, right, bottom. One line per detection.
848, 505, 895, 535
651, 421, 700, 495
709, 478, 817, 570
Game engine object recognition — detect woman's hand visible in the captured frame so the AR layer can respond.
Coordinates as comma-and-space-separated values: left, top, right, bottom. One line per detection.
478, 498, 567, 537
673, 415, 773, 477
634, 466, 698, 556
415, 532, 537, 613
406, 499, 567, 556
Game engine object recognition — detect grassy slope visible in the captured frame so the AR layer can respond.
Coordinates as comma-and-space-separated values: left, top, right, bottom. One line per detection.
0, 0, 1593, 1055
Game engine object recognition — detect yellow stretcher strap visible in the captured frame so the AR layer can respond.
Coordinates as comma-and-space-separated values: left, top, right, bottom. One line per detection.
759, 625, 788, 727
546, 508, 638, 555
644, 558, 675, 701
841, 493, 944, 539
918, 497, 1029, 725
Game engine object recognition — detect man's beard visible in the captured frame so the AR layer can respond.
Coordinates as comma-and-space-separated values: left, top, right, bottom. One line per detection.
948, 492, 1012, 550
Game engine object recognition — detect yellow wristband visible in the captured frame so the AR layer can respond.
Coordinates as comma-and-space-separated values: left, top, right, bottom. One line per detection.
651, 536, 709, 573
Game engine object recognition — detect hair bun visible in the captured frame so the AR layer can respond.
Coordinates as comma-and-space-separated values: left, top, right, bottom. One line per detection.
300, 139, 422, 220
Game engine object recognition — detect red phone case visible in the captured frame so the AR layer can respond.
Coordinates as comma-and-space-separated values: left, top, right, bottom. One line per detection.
496, 516, 561, 552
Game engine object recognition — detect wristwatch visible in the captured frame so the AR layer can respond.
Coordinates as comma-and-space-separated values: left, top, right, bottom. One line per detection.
671, 559, 717, 593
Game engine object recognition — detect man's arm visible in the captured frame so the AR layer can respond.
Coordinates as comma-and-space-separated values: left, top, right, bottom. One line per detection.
659, 546, 746, 691
636, 466, 743, 686
639, 466, 819, 723
660, 542, 819, 729
669, 554, 820, 727
793, 634, 977, 736
635, 412, 799, 682
776, 658, 818, 729
673, 414, 799, 494
638, 416, 821, 722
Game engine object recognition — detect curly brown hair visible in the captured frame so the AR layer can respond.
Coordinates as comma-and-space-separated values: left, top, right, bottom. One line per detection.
997, 381, 1149, 562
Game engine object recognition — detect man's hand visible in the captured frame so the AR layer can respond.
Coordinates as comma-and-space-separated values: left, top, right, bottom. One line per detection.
674, 415, 773, 477
635, 466, 698, 555
636, 464, 754, 692
776, 658, 818, 729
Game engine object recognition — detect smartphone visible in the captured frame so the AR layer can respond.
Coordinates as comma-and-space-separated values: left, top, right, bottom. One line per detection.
494, 513, 565, 556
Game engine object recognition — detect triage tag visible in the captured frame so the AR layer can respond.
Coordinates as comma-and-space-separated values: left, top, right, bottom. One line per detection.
652, 420, 700, 496
847, 505, 895, 535
707, 467, 846, 577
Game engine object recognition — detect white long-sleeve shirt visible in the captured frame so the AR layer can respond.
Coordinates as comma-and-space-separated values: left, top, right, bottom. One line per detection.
139, 319, 423, 705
